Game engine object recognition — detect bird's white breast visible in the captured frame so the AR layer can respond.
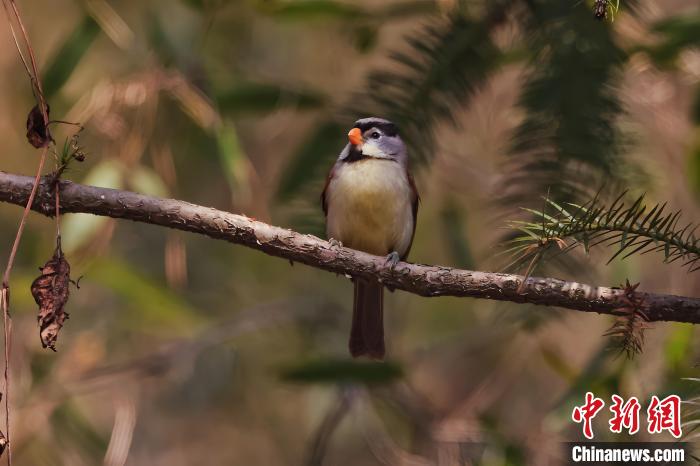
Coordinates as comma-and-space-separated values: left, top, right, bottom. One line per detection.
326, 159, 414, 257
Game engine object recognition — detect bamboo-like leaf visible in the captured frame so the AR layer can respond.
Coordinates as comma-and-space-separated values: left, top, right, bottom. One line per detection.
263, 0, 369, 20
42, 15, 101, 98
217, 83, 326, 114
276, 121, 345, 201
280, 359, 403, 385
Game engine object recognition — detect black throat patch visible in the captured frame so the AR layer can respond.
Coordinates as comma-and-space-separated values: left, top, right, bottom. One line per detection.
344, 145, 367, 163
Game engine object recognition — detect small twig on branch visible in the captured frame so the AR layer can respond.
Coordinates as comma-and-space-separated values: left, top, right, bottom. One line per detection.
0, 171, 698, 323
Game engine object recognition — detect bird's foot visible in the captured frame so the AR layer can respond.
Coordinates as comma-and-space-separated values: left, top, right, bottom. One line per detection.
328, 238, 343, 249
383, 251, 401, 271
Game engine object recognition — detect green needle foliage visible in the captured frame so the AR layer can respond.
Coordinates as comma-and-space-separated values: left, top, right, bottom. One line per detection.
277, 5, 510, 201
351, 7, 507, 164
504, 193, 700, 276
502, 0, 627, 207
644, 11, 700, 67
603, 280, 650, 359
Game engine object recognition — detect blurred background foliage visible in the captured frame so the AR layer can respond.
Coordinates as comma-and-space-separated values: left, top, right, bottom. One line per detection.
0, 0, 699, 464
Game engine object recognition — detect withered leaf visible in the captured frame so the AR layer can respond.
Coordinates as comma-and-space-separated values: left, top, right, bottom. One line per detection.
26, 103, 52, 148
31, 244, 71, 351
0, 428, 6, 457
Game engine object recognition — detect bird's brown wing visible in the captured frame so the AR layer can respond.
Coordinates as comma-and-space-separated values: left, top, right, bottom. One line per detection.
320, 164, 336, 217
401, 171, 420, 260
320, 172, 331, 217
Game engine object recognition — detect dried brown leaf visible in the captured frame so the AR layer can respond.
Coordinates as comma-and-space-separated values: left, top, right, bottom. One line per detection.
31, 243, 71, 350
0, 430, 6, 457
26, 104, 52, 148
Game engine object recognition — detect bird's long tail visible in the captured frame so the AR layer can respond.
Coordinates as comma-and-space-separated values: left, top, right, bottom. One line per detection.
350, 279, 384, 359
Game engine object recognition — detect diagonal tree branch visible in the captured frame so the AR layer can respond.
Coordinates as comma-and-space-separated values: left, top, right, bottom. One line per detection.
0, 170, 698, 322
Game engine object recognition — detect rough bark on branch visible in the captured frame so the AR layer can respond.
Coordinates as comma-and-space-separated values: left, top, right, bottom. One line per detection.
0, 171, 698, 322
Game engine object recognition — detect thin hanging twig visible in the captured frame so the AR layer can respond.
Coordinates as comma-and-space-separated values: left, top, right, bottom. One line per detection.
0, 290, 7, 465
0, 2, 29, 81
0, 1, 54, 463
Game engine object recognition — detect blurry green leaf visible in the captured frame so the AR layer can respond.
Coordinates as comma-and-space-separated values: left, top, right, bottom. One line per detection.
216, 123, 242, 181
29, 351, 55, 387
477, 415, 528, 463
148, 9, 177, 66
168, 79, 221, 131
353, 24, 378, 53
440, 200, 474, 269
51, 402, 108, 461
259, 0, 437, 21
217, 83, 325, 115
148, 5, 203, 66
42, 15, 100, 98
288, 206, 327, 237
276, 120, 344, 200
556, 342, 624, 408
281, 358, 403, 385
78, 159, 123, 192
692, 86, 700, 125
173, 346, 238, 406
646, 13, 700, 67
62, 160, 123, 253
216, 122, 250, 196
377, 0, 439, 19
664, 323, 694, 368
181, 0, 205, 9
260, 1, 368, 20
539, 345, 576, 383
689, 138, 700, 201
129, 165, 169, 198
89, 258, 202, 333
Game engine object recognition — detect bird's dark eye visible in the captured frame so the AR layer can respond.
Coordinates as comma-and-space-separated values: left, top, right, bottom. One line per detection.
370, 131, 381, 139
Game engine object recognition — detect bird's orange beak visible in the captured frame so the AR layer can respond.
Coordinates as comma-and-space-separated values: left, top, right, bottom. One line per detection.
348, 127, 363, 146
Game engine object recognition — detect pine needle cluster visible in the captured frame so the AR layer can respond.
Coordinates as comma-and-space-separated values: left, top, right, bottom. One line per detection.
504, 192, 700, 276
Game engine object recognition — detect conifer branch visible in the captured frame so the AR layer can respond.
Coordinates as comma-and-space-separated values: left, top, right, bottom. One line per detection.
505, 193, 700, 274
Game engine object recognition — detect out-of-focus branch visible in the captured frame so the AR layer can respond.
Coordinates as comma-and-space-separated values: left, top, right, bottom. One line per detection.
0, 170, 699, 322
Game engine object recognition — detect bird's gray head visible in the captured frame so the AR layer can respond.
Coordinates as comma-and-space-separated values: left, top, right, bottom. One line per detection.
339, 117, 407, 165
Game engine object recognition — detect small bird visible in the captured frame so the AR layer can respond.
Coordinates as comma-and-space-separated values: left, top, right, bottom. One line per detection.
321, 118, 419, 359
